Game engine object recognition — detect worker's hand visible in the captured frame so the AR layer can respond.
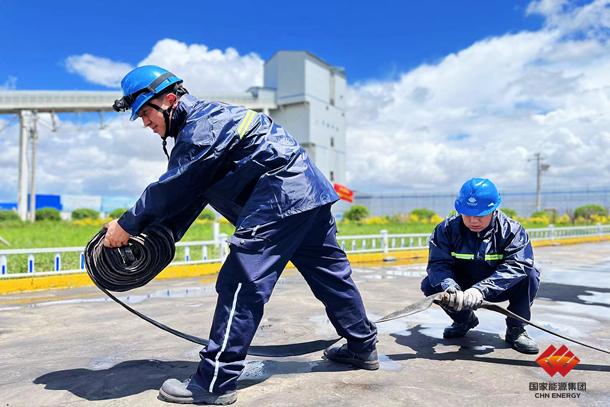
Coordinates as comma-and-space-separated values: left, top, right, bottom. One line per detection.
463, 287, 484, 310
103, 219, 131, 248
443, 286, 464, 312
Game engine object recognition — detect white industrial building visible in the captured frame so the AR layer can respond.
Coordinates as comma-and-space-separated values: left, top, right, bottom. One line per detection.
0, 51, 347, 220
264, 51, 346, 185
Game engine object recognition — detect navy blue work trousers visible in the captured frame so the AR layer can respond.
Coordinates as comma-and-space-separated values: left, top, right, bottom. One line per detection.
420, 269, 539, 329
195, 204, 377, 394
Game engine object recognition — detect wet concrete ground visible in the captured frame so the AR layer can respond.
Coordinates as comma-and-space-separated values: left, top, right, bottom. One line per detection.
1, 242, 609, 406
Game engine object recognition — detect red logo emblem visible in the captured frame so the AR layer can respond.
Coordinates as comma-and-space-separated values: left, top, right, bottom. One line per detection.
536, 345, 580, 377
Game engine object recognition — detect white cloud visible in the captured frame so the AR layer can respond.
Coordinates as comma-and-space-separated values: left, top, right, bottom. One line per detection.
346, 0, 610, 193
0, 40, 264, 202
65, 39, 264, 93
138, 39, 264, 93
3, 2, 610, 205
65, 54, 133, 88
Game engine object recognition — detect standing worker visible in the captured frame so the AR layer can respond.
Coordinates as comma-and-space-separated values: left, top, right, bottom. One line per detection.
421, 178, 540, 354
104, 65, 378, 405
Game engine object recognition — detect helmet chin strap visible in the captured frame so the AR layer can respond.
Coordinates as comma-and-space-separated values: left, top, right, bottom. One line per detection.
146, 102, 174, 161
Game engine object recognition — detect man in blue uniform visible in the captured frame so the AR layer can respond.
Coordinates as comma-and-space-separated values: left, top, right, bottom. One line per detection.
421, 178, 540, 354
104, 66, 378, 405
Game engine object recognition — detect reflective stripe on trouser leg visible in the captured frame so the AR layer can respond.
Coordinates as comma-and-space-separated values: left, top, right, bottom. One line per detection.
290, 206, 377, 353
208, 282, 242, 392
196, 207, 325, 394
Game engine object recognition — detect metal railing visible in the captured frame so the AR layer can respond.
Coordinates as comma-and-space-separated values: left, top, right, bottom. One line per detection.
0, 236, 229, 277
1, 225, 609, 277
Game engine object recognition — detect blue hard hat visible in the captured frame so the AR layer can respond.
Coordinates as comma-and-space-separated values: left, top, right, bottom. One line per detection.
118, 65, 182, 120
454, 178, 502, 216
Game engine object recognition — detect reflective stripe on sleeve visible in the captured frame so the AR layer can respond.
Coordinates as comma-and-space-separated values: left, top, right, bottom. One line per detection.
484, 254, 504, 261
451, 252, 474, 260
450, 252, 503, 261
237, 110, 257, 138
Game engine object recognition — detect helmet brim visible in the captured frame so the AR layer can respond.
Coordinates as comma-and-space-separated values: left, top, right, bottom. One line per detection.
455, 197, 502, 216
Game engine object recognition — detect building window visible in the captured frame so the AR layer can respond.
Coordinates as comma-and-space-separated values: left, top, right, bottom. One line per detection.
330, 137, 334, 148
330, 171, 335, 181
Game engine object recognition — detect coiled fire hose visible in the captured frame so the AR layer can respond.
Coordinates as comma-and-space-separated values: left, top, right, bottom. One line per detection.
85, 225, 339, 356
85, 225, 210, 345
85, 226, 610, 357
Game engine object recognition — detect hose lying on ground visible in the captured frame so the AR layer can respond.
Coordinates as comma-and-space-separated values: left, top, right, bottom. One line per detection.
85, 225, 214, 346
85, 227, 610, 357
85, 225, 339, 356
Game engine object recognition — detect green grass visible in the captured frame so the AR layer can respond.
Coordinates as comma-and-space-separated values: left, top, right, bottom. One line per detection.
0, 218, 599, 274
0, 221, 437, 250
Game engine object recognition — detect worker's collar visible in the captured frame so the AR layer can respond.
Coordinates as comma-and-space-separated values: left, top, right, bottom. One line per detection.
165, 94, 197, 139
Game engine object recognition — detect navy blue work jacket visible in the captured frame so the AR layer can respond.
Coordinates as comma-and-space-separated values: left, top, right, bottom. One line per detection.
426, 211, 538, 299
118, 95, 338, 240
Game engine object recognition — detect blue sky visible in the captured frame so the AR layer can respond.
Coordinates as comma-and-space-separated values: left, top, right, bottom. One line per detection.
2, 0, 610, 202
1, 0, 543, 89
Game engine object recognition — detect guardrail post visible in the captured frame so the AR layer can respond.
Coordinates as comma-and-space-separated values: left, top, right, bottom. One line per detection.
202, 245, 208, 260
184, 246, 190, 262
54, 253, 61, 272
219, 233, 229, 263
80, 252, 85, 269
0, 255, 6, 275
28, 254, 35, 273
597, 223, 602, 236
213, 221, 220, 245
380, 229, 388, 254
351, 240, 356, 251
549, 224, 555, 240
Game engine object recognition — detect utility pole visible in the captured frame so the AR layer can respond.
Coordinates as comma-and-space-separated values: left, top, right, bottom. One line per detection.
27, 112, 39, 222
17, 111, 30, 221
529, 153, 550, 211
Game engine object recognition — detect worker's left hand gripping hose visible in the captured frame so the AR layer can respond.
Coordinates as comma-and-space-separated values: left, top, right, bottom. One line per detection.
85, 224, 175, 292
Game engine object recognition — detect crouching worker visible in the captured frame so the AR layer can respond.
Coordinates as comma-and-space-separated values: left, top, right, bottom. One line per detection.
104, 66, 378, 405
421, 178, 540, 354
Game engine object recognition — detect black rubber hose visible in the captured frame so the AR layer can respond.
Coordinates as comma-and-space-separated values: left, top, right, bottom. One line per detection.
85, 224, 176, 292
84, 225, 338, 356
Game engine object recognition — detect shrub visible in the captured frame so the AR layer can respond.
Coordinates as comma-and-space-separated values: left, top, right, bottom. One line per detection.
36, 207, 61, 222
361, 216, 390, 225
109, 208, 128, 219
197, 208, 216, 221
72, 208, 100, 220
500, 208, 518, 218
530, 210, 550, 220
344, 205, 369, 222
429, 214, 443, 225
556, 214, 572, 225
573, 204, 608, 220
410, 208, 437, 221
0, 210, 19, 222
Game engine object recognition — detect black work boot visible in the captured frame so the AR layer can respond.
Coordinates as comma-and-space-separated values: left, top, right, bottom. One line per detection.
505, 326, 539, 354
443, 312, 479, 338
158, 376, 237, 405
324, 343, 379, 370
